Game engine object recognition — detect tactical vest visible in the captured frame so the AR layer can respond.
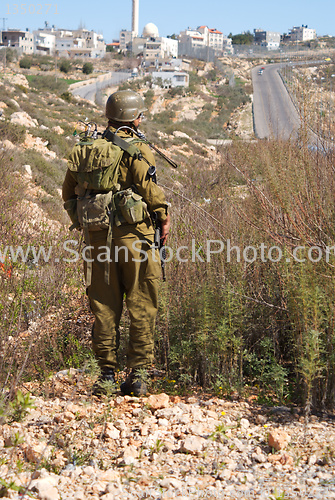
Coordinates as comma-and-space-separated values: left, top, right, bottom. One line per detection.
63, 132, 151, 285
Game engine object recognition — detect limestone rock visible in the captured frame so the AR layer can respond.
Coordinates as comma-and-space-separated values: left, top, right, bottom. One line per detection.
104, 423, 120, 440
121, 445, 138, 465
268, 429, 291, 451
240, 418, 250, 430
31, 477, 59, 500
180, 436, 207, 455
7, 73, 29, 87
1, 139, 15, 150
10, 111, 38, 128
147, 393, 170, 410
52, 126, 64, 135
23, 164, 32, 178
173, 130, 190, 140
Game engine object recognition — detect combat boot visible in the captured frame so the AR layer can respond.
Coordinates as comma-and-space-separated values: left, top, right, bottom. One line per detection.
120, 369, 148, 397
92, 368, 117, 396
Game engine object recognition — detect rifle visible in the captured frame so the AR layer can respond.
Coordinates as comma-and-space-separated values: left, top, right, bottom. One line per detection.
153, 214, 166, 282
115, 126, 178, 169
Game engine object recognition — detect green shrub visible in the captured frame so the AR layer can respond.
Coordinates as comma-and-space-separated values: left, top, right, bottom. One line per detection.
0, 121, 26, 144
19, 57, 32, 69
60, 91, 73, 103
144, 89, 154, 109
82, 62, 94, 75
59, 59, 71, 74
27, 75, 68, 94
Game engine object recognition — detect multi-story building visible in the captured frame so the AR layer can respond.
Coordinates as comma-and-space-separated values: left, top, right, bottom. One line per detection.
122, 23, 178, 67
73, 29, 105, 57
178, 25, 233, 60
179, 28, 205, 53
198, 26, 225, 50
119, 29, 133, 52
33, 32, 56, 55
32, 27, 105, 57
254, 29, 280, 50
289, 25, 316, 42
1, 29, 34, 54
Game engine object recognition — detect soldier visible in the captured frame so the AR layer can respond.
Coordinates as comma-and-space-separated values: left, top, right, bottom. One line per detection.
62, 90, 170, 396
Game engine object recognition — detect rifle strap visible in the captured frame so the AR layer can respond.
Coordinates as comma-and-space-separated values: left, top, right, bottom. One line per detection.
102, 129, 140, 158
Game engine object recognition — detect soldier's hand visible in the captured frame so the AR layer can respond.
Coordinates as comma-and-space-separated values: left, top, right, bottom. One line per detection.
160, 214, 170, 245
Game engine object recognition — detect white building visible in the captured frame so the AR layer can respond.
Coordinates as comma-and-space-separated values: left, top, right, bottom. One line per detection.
33, 27, 105, 57
179, 28, 205, 51
73, 29, 106, 56
290, 25, 316, 42
254, 29, 280, 50
198, 26, 224, 50
33, 31, 56, 55
122, 23, 178, 67
179, 25, 233, 59
152, 71, 189, 88
1, 29, 34, 54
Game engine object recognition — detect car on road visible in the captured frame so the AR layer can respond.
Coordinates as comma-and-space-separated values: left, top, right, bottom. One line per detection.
258, 69, 263, 75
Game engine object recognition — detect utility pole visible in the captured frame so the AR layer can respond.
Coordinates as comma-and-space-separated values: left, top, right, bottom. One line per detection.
1, 18, 8, 71
55, 51, 58, 82
4, 41, 10, 72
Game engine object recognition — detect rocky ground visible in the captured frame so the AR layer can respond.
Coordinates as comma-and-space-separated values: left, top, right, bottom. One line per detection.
1, 370, 335, 500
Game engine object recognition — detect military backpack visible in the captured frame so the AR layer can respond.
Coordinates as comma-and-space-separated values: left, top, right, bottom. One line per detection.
64, 130, 151, 285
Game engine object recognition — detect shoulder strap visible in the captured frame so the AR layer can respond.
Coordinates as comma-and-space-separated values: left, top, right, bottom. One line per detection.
102, 129, 141, 158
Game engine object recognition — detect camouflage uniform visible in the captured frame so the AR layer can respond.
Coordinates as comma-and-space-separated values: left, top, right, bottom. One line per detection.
62, 126, 168, 372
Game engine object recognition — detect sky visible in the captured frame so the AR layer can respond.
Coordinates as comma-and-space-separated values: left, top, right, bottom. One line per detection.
2, 0, 335, 42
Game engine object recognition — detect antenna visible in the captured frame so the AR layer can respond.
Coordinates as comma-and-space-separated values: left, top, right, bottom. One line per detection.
0, 18, 8, 31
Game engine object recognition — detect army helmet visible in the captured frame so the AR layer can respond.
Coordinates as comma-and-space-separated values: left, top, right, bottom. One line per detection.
105, 90, 147, 123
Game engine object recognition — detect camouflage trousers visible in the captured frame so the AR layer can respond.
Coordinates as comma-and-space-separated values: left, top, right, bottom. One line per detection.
85, 225, 161, 372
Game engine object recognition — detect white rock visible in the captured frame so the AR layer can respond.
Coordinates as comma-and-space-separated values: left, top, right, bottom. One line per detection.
160, 477, 184, 489
158, 418, 169, 427
240, 418, 250, 430
155, 407, 183, 419
9, 98, 20, 109
0, 139, 15, 150
10, 111, 38, 128
188, 423, 206, 436
31, 478, 59, 500
173, 130, 190, 139
180, 436, 207, 455
217, 468, 232, 480
104, 423, 120, 440
232, 438, 245, 452
122, 445, 138, 465
52, 125, 64, 135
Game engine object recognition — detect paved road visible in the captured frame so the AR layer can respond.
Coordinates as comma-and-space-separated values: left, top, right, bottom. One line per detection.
71, 71, 131, 102
252, 63, 301, 140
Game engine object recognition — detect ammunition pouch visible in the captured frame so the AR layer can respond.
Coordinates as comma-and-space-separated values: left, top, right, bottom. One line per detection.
113, 188, 150, 226
77, 191, 114, 232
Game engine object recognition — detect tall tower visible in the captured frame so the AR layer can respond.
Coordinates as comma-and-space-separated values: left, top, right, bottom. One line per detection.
132, 0, 139, 37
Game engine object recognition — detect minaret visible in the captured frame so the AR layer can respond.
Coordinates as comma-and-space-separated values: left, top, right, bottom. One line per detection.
132, 0, 139, 37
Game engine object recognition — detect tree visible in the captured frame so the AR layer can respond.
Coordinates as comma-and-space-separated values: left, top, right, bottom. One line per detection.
231, 31, 254, 45
19, 57, 32, 69
59, 59, 71, 73
82, 62, 94, 75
